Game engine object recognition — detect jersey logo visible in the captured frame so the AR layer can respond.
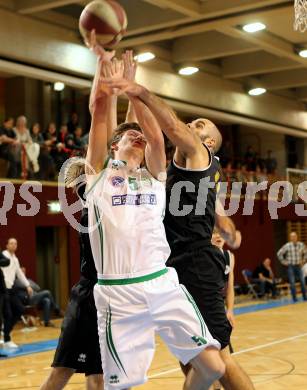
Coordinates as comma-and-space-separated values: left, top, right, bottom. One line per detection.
112, 194, 157, 206
109, 374, 119, 384
77, 353, 86, 363
110, 176, 125, 187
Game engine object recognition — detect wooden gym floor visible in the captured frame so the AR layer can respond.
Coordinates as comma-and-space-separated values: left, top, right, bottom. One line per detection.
1, 299, 307, 390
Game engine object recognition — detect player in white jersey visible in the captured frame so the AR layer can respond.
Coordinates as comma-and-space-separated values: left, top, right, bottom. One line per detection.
85, 56, 225, 390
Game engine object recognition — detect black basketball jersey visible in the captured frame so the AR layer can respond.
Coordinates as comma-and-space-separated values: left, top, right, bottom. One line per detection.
164, 145, 221, 264
77, 185, 97, 282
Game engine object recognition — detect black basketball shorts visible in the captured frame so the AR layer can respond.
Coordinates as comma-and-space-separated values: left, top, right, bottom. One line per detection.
52, 279, 102, 376
173, 247, 232, 350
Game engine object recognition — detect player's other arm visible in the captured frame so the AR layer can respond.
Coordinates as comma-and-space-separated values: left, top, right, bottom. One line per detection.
226, 253, 235, 327
129, 96, 165, 180
215, 201, 241, 249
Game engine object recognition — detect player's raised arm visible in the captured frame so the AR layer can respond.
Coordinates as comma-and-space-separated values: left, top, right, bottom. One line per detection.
86, 57, 109, 175
129, 95, 165, 180
123, 51, 138, 123
104, 77, 200, 158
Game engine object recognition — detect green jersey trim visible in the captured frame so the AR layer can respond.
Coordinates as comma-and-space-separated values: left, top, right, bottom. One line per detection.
106, 305, 128, 377
181, 285, 207, 338
98, 268, 168, 285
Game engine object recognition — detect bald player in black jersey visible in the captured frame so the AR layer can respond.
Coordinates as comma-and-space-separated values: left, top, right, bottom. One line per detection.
40, 182, 103, 390
106, 74, 254, 389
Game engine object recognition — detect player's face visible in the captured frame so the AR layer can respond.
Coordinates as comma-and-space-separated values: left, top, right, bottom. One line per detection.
211, 232, 225, 248
120, 130, 146, 150
188, 119, 214, 151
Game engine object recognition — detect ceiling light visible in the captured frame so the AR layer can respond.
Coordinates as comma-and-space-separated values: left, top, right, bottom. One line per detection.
54, 82, 65, 91
248, 87, 267, 96
298, 49, 307, 58
134, 52, 155, 63
178, 66, 199, 76
243, 22, 266, 33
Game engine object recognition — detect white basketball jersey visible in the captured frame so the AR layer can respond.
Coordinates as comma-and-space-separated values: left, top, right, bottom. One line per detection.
86, 159, 171, 276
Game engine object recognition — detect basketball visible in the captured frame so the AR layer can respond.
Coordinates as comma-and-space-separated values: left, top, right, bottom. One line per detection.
79, 0, 127, 48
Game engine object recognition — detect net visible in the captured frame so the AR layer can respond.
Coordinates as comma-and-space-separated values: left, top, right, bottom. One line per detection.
294, 0, 307, 32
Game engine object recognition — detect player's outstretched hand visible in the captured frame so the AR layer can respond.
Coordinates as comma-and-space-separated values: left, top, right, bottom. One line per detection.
86, 29, 115, 62
103, 78, 143, 97
122, 50, 137, 81
99, 58, 124, 95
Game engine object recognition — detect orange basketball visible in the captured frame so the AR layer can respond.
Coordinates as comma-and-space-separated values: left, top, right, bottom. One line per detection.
79, 0, 128, 48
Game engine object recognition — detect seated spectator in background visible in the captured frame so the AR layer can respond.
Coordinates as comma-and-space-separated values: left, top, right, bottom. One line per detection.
67, 112, 79, 134
53, 124, 71, 171
0, 118, 19, 178
31, 123, 44, 145
14, 267, 61, 327
14, 116, 39, 178
252, 258, 277, 298
1, 238, 33, 348
66, 127, 86, 156
255, 165, 268, 183
38, 122, 57, 180
244, 145, 256, 171
0, 250, 10, 350
265, 150, 277, 174
44, 122, 58, 150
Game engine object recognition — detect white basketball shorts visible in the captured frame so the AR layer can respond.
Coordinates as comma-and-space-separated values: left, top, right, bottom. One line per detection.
94, 266, 220, 389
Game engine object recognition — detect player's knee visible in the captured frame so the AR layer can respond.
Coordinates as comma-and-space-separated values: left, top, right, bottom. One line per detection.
192, 348, 225, 383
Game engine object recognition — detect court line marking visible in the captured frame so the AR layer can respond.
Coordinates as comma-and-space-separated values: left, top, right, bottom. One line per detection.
148, 332, 307, 379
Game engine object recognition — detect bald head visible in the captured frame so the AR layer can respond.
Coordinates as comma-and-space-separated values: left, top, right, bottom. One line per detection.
189, 118, 222, 154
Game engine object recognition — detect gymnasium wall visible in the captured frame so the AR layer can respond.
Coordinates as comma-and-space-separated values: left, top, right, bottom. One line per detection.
0, 182, 80, 287
0, 182, 305, 292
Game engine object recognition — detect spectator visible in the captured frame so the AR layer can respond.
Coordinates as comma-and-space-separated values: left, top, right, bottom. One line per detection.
14, 267, 61, 327
252, 258, 277, 298
51, 124, 71, 171
302, 262, 307, 285
265, 150, 277, 174
0, 250, 10, 350
255, 165, 267, 183
277, 232, 307, 302
244, 145, 256, 171
31, 123, 44, 145
1, 238, 33, 348
14, 116, 39, 178
66, 127, 86, 155
38, 122, 57, 180
67, 112, 79, 134
0, 118, 19, 178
